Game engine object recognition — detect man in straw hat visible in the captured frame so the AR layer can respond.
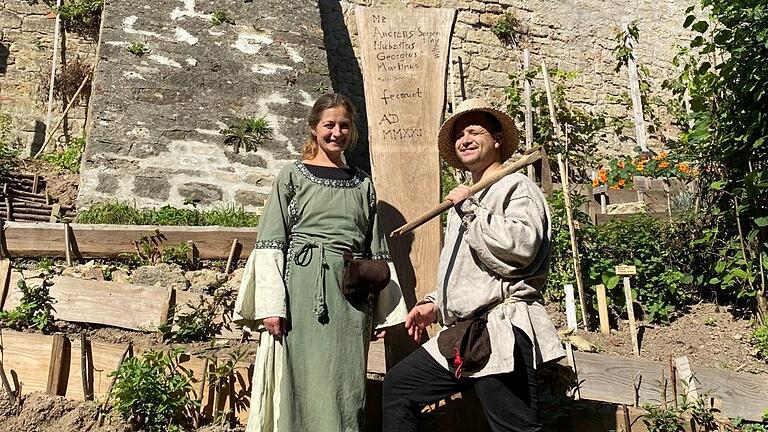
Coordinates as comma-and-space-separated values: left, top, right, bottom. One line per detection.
382, 99, 565, 432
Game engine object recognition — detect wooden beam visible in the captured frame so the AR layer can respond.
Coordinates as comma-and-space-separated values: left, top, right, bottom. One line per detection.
1, 222, 259, 259
46, 334, 70, 396
4, 273, 173, 331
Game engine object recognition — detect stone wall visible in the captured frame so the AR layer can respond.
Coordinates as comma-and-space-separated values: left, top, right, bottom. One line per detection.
76, 0, 332, 210
0, 0, 96, 155
324, 0, 693, 158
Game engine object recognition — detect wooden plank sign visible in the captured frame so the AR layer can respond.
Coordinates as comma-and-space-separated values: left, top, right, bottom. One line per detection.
356, 7, 455, 366
615, 265, 637, 276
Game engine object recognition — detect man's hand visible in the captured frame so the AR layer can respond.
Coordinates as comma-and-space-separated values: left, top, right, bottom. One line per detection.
263, 316, 286, 337
445, 185, 472, 206
405, 302, 438, 344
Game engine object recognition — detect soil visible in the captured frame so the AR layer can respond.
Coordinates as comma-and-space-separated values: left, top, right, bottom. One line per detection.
14, 159, 80, 209
548, 302, 768, 375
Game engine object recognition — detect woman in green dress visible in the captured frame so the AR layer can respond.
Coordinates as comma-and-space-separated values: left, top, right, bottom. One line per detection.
234, 94, 407, 432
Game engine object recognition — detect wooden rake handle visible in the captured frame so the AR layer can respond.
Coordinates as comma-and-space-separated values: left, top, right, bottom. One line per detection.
390, 148, 545, 238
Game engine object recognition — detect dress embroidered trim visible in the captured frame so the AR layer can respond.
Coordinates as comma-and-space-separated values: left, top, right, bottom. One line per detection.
294, 160, 364, 188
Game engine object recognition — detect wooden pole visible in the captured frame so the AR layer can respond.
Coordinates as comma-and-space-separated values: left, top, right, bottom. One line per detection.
36, 72, 91, 158
32, 174, 39, 195
563, 284, 580, 400
391, 149, 544, 237
622, 17, 649, 153
64, 222, 72, 266
225, 239, 238, 274
541, 61, 563, 142
596, 284, 610, 335
557, 154, 589, 329
523, 49, 534, 180
623, 275, 640, 356
449, 47, 456, 110
45, 0, 63, 134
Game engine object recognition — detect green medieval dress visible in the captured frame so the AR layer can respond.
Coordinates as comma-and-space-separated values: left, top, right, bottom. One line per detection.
234, 161, 407, 432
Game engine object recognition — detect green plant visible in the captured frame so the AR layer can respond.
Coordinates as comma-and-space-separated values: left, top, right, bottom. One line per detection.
221, 116, 271, 154
159, 292, 229, 342
490, 13, 521, 45
57, 0, 103, 38
0, 113, 19, 177
126, 42, 149, 57
128, 230, 167, 266
669, 0, 768, 320
211, 9, 234, 25
313, 82, 328, 94
642, 402, 685, 432
0, 278, 55, 332
203, 347, 249, 425
593, 150, 693, 189
545, 189, 592, 304
76, 202, 260, 227
41, 135, 85, 173
751, 324, 768, 360
36, 257, 55, 274
161, 242, 191, 268
109, 348, 199, 432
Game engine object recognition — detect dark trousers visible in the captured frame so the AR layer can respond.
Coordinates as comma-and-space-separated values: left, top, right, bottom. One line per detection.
382, 326, 541, 432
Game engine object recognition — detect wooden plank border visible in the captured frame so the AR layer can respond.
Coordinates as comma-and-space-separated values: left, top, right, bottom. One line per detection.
1, 222, 259, 260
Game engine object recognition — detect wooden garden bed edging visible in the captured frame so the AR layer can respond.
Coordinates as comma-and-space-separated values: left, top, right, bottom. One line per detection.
0, 222, 258, 260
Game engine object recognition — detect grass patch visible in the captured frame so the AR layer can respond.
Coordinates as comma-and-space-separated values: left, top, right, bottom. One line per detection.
76, 202, 260, 227
41, 135, 85, 173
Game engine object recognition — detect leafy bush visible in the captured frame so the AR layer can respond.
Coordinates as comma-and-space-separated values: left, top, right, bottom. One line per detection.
641, 403, 684, 432
109, 348, 199, 432
545, 189, 592, 303
57, 0, 103, 38
490, 13, 521, 45
0, 112, 19, 176
41, 135, 85, 173
0, 278, 56, 332
77, 202, 260, 227
126, 42, 149, 57
593, 150, 693, 189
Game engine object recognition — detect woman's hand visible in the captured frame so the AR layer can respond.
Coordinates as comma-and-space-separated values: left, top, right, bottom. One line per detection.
372, 328, 386, 341
445, 185, 472, 206
263, 316, 286, 337
405, 302, 438, 344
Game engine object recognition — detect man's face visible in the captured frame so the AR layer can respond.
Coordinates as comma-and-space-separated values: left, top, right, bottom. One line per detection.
452, 112, 501, 171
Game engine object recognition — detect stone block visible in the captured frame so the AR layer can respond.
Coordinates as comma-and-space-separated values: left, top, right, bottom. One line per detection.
479, 13, 497, 27
235, 190, 269, 206
177, 182, 223, 205
133, 175, 170, 200
0, 11, 22, 30
457, 11, 480, 25
469, 1, 486, 12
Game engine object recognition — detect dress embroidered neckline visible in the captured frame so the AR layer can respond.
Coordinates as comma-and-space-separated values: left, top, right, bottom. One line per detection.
294, 160, 363, 188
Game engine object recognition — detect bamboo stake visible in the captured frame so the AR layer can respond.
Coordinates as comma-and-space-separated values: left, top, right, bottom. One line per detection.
391, 149, 544, 237
523, 49, 534, 180
45, 0, 63, 133
541, 61, 563, 142
35, 72, 91, 158
622, 17, 649, 153
556, 154, 589, 329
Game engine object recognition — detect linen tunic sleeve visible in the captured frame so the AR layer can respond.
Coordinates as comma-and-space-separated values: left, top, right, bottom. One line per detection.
458, 176, 546, 279
233, 169, 294, 331
367, 186, 408, 329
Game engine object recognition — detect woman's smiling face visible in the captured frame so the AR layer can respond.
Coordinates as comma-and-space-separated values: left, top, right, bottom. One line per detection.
311, 107, 352, 159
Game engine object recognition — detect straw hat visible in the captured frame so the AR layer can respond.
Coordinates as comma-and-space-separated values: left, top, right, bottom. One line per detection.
438, 98, 520, 170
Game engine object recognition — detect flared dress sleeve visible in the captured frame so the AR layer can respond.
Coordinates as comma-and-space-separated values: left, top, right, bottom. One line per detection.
233, 168, 295, 332
367, 184, 408, 329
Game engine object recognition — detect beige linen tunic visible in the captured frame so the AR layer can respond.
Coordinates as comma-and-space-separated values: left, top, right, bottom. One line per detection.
422, 173, 565, 377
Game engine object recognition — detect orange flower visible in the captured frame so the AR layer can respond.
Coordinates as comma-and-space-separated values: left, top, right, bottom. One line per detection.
635, 161, 645, 173
592, 178, 599, 187
677, 163, 689, 173
659, 161, 670, 169
617, 179, 626, 188
617, 160, 625, 169
655, 151, 668, 161
598, 169, 608, 182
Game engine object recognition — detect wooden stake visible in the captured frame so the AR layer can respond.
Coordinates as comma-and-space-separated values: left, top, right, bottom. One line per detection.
564, 283, 578, 331
541, 61, 563, 142
622, 17, 649, 153
4, 184, 12, 222
64, 222, 72, 266
46, 334, 70, 396
674, 356, 698, 402
622, 275, 640, 356
36, 72, 92, 158
669, 357, 678, 408
228, 373, 236, 427
195, 357, 209, 428
523, 49, 535, 180
557, 154, 589, 329
49, 203, 61, 223
449, 47, 456, 110
32, 174, 39, 195
0, 259, 11, 310
187, 240, 198, 270
622, 404, 632, 432
596, 284, 610, 335
45, 0, 63, 134
80, 333, 93, 401
225, 238, 238, 274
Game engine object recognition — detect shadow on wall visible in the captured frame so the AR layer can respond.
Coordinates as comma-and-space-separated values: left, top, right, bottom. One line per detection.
318, 0, 371, 173
0, 41, 9, 74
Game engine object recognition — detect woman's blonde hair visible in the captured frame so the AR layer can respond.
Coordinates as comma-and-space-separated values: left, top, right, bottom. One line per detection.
301, 93, 359, 160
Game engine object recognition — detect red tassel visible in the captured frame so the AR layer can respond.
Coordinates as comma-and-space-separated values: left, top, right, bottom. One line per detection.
453, 348, 463, 379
